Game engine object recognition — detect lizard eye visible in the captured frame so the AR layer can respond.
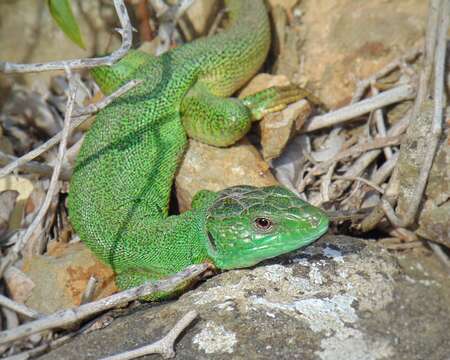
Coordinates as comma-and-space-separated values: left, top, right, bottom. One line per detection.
253, 217, 273, 232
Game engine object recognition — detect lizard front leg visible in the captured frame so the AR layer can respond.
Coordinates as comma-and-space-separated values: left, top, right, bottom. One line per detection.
181, 84, 316, 147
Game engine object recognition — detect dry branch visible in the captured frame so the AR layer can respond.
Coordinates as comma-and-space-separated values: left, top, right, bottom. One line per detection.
0, 295, 42, 320
100, 310, 198, 360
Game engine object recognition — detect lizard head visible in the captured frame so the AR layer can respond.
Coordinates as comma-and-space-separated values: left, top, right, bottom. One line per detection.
202, 185, 329, 269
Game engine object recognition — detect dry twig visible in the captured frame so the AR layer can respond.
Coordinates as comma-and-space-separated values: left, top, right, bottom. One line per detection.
0, 152, 69, 180
80, 276, 98, 305
351, 46, 423, 103
371, 86, 393, 159
303, 84, 415, 132
332, 176, 385, 195
0, 295, 42, 320
428, 242, 450, 270
100, 310, 198, 360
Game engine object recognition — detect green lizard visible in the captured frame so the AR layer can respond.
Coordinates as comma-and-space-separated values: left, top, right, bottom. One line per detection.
68, 0, 329, 298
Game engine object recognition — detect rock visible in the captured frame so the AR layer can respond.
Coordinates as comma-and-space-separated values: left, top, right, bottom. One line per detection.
175, 139, 277, 212
238, 73, 313, 161
40, 235, 450, 360
417, 201, 450, 248
275, 0, 427, 108
3, 266, 35, 304
268, 0, 300, 12
239, 74, 291, 98
260, 100, 312, 161
22, 242, 116, 314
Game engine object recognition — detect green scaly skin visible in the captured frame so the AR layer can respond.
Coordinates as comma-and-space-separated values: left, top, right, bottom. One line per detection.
68, 0, 329, 298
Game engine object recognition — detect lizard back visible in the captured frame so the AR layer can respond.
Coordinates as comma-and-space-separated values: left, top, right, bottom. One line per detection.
68, 0, 271, 273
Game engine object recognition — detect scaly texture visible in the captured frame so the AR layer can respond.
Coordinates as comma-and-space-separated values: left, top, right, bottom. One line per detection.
68, 0, 329, 295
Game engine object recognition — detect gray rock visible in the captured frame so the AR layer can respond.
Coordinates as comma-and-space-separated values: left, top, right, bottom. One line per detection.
40, 236, 450, 360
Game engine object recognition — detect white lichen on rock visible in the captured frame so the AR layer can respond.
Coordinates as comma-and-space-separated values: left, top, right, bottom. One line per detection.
322, 246, 345, 262
318, 328, 393, 360
250, 294, 357, 334
192, 321, 237, 354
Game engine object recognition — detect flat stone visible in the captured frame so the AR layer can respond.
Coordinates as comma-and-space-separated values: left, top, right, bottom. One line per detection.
275, 0, 427, 108
40, 235, 450, 360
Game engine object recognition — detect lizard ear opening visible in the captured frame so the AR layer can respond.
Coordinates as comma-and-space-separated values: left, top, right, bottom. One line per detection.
206, 231, 218, 256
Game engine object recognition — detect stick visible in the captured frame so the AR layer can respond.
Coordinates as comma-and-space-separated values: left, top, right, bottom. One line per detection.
0, 0, 132, 73
328, 111, 410, 200
332, 175, 385, 194
100, 310, 198, 360
80, 277, 98, 305
371, 86, 393, 159
0, 295, 42, 320
410, 0, 441, 121
370, 151, 399, 185
0, 264, 208, 345
0, 152, 70, 180
302, 84, 415, 132
321, 136, 402, 170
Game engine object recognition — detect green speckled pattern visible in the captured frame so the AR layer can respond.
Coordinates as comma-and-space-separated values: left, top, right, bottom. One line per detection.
68, 0, 329, 295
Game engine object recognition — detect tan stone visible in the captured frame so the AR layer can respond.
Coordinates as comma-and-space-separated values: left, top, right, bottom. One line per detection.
23, 242, 116, 314
176, 139, 277, 212
277, 0, 427, 108
260, 99, 312, 161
